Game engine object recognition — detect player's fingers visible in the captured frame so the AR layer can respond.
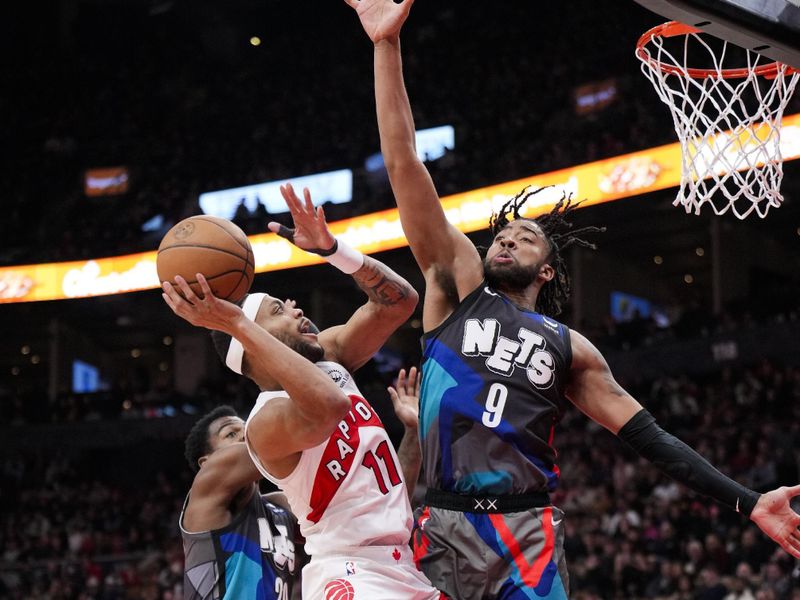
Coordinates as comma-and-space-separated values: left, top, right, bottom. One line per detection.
161, 280, 177, 298
387, 387, 399, 406
162, 292, 177, 313
196, 273, 214, 300
343, 0, 359, 9
273, 224, 295, 242
280, 183, 302, 213
316, 205, 329, 225
303, 187, 314, 214
785, 483, 800, 497
174, 275, 200, 304
413, 367, 421, 395
396, 368, 407, 392
784, 535, 800, 558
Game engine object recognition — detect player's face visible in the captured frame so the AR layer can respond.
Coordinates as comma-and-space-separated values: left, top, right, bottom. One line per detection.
483, 220, 553, 290
207, 416, 246, 454
255, 296, 325, 363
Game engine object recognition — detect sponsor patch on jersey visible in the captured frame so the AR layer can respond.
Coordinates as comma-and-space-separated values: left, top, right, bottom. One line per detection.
542, 316, 561, 332
326, 367, 350, 388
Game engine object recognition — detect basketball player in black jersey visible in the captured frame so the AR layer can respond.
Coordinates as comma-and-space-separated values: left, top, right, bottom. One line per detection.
181, 405, 305, 600
346, 1, 800, 598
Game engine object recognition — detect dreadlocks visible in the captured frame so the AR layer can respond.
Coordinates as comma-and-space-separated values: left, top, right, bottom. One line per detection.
488, 186, 605, 317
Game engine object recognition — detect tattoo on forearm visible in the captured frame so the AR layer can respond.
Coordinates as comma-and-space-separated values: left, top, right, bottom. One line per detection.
353, 257, 411, 306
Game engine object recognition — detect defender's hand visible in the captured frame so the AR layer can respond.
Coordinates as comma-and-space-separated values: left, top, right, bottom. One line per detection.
344, 0, 414, 44
268, 183, 336, 255
162, 274, 245, 333
388, 367, 421, 430
750, 484, 800, 559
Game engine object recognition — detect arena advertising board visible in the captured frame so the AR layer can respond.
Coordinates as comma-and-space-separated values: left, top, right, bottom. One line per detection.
3, 112, 800, 303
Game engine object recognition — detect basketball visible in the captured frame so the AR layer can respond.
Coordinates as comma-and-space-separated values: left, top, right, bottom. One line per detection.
157, 216, 255, 303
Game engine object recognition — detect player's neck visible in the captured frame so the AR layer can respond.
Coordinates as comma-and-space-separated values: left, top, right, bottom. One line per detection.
253, 373, 282, 392
495, 284, 539, 312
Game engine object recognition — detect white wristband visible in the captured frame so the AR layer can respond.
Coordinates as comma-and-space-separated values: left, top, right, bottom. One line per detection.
325, 239, 364, 274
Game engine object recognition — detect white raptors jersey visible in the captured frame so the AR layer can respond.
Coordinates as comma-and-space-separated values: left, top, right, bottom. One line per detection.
245, 361, 414, 556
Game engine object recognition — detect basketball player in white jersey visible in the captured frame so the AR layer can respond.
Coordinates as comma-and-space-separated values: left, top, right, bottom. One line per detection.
162, 183, 444, 599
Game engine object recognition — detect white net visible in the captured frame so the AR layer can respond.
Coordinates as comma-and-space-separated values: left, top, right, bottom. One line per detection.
637, 24, 799, 219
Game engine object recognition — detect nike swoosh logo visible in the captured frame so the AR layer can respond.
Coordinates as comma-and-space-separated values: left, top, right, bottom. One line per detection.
552, 518, 563, 527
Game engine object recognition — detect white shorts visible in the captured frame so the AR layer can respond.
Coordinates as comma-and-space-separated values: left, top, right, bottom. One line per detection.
302, 544, 442, 600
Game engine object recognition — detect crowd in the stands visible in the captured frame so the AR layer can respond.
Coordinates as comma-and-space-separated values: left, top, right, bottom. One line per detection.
2, 358, 799, 599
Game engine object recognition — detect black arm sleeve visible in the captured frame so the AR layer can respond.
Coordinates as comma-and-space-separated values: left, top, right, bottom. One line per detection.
617, 409, 760, 516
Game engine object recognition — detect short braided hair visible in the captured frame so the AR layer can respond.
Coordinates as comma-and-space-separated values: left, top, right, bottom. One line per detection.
489, 186, 605, 317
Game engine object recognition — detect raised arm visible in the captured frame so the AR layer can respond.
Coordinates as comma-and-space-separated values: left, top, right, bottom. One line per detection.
566, 329, 800, 559
388, 367, 423, 501
162, 276, 350, 468
270, 183, 418, 372
346, 0, 483, 328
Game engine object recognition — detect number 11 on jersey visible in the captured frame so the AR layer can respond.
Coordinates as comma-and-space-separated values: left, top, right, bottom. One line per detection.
361, 440, 402, 494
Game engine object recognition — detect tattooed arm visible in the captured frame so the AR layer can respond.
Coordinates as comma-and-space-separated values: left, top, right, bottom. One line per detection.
264, 182, 418, 372
319, 254, 418, 372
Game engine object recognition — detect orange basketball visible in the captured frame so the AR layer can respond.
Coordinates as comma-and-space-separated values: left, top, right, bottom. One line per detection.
157, 216, 254, 303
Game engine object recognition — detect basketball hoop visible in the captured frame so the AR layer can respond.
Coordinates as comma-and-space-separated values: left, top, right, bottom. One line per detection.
636, 22, 799, 219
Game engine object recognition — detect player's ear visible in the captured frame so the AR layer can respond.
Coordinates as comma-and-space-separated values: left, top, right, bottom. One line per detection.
198, 455, 209, 469
538, 262, 555, 283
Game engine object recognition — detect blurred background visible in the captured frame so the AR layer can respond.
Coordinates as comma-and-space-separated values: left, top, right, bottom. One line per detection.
2, 0, 799, 598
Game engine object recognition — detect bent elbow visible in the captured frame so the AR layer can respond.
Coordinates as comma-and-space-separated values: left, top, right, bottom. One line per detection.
322, 392, 351, 424
401, 287, 419, 316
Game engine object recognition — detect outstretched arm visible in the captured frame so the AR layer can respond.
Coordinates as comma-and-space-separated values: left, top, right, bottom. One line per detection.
566, 329, 800, 559
388, 367, 422, 501
270, 183, 418, 372
162, 276, 350, 466
346, 0, 483, 329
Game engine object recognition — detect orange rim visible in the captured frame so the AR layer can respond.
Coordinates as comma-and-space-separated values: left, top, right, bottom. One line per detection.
636, 21, 796, 79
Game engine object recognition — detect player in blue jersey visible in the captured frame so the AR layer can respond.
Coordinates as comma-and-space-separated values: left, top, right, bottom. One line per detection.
346, 1, 800, 598
181, 405, 305, 600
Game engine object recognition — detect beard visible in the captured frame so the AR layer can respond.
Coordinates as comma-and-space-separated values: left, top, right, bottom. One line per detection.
483, 256, 542, 291
275, 327, 325, 364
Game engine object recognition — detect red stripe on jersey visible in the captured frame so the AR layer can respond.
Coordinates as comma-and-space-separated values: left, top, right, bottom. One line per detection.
306, 395, 384, 524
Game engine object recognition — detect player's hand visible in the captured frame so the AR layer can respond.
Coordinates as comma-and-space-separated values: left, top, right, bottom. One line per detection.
749, 484, 800, 559
267, 183, 336, 255
344, 0, 414, 44
161, 274, 244, 333
388, 367, 421, 430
